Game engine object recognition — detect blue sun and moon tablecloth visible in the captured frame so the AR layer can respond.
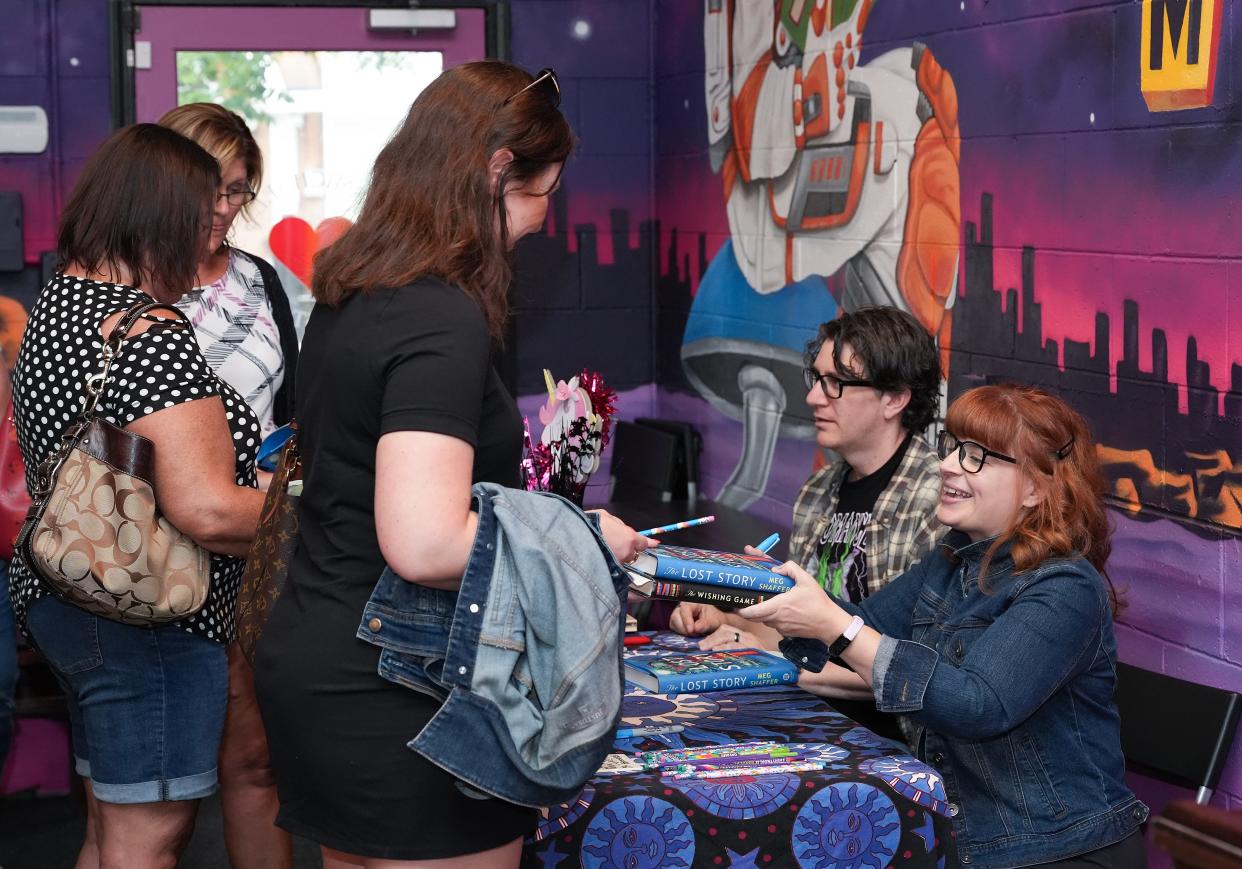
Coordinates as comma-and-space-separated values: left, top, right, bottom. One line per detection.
521, 632, 958, 869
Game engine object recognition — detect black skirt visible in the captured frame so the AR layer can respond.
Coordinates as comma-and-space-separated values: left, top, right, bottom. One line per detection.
254, 604, 537, 860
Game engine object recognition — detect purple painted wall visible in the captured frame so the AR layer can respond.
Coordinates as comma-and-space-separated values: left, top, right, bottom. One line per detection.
0, 0, 111, 279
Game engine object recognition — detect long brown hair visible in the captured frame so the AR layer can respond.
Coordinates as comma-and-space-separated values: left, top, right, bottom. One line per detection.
58, 124, 218, 296
945, 384, 1118, 608
158, 102, 263, 217
312, 61, 574, 337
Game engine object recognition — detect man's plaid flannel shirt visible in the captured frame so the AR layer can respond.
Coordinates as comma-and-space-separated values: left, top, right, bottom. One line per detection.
789, 433, 944, 600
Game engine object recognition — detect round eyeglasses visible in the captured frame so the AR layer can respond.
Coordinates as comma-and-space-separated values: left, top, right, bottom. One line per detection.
217, 187, 257, 207
802, 366, 876, 399
936, 431, 1017, 474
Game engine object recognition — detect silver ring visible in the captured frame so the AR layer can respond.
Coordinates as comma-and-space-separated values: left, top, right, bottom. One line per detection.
733, 631, 740, 643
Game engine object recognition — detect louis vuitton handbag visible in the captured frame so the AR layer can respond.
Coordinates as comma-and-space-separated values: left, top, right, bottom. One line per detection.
15, 302, 211, 625
236, 425, 300, 663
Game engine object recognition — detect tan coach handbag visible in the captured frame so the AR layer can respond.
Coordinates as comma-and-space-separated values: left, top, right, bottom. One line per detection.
15, 302, 211, 625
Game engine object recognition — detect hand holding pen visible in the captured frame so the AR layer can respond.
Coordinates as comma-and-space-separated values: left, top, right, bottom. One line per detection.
592, 508, 659, 566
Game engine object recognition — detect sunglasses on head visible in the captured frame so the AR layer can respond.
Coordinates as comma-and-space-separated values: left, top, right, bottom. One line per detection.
504, 67, 560, 108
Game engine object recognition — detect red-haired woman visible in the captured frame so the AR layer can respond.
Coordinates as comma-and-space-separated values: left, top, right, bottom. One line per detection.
252, 62, 650, 868
742, 384, 1147, 868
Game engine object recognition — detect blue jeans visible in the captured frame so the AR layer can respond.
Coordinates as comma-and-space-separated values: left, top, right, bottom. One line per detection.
0, 562, 15, 773
26, 595, 227, 803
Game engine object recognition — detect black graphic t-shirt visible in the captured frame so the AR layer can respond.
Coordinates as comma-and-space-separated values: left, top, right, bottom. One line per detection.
813, 435, 912, 602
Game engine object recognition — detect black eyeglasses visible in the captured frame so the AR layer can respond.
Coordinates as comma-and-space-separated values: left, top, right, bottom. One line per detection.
217, 187, 257, 207
937, 431, 1017, 474
504, 67, 561, 108
802, 366, 876, 399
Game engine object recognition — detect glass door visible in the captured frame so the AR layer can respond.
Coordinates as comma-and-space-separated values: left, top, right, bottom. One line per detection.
128, 5, 488, 327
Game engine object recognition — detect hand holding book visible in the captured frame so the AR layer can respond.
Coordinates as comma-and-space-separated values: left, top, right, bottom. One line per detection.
736, 559, 857, 649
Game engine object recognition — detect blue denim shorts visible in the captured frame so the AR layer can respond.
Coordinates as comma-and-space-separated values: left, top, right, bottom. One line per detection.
26, 595, 228, 804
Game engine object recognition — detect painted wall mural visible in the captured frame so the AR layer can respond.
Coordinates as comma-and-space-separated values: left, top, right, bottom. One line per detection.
682, 0, 960, 509
655, 0, 1242, 817
1141, 0, 1225, 110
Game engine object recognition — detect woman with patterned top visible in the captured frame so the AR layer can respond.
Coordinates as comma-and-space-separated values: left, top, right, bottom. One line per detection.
8, 124, 264, 869
159, 103, 298, 443
159, 102, 297, 869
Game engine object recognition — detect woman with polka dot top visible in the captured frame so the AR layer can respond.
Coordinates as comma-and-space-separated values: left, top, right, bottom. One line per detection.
7, 124, 264, 869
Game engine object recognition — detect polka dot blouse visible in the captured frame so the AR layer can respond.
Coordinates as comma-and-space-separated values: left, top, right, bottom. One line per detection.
8, 274, 260, 643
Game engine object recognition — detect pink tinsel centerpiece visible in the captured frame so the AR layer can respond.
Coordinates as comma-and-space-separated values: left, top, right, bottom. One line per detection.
520, 369, 618, 505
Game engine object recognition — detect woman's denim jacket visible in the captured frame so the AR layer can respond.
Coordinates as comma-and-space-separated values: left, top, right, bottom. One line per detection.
356, 483, 629, 808
782, 532, 1147, 868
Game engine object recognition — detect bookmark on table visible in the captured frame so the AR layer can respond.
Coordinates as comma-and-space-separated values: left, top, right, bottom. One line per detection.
666, 761, 825, 780
638, 741, 784, 766
616, 724, 685, 739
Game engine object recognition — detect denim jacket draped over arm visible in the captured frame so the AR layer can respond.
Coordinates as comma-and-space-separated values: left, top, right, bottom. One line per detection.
356, 483, 630, 808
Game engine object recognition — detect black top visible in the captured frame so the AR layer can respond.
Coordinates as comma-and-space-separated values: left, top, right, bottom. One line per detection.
8, 274, 260, 641
814, 433, 912, 602
265, 277, 521, 681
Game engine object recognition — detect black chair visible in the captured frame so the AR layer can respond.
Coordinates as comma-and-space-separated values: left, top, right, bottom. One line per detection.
609, 421, 680, 504
1114, 662, 1241, 804
634, 418, 702, 502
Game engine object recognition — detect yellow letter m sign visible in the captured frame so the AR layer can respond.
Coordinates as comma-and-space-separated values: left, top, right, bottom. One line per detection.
1141, 0, 1224, 110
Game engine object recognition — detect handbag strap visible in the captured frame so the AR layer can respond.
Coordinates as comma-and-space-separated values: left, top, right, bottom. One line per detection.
83, 302, 187, 417
31, 302, 188, 497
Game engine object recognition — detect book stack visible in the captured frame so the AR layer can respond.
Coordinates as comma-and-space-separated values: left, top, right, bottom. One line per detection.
625, 544, 793, 610
623, 648, 798, 695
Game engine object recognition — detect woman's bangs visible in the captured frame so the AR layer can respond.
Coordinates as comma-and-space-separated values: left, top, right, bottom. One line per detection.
945, 387, 1021, 454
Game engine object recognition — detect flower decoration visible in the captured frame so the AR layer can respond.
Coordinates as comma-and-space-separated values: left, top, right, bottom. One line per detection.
521, 369, 618, 505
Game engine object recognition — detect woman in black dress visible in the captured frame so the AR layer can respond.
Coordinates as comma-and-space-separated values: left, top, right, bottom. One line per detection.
253, 62, 651, 868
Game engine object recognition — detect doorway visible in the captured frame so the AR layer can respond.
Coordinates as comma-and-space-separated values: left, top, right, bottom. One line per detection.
111, 1, 501, 327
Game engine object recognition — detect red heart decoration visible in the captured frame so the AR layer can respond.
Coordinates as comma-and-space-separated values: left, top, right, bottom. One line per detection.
268, 216, 354, 287
268, 217, 316, 287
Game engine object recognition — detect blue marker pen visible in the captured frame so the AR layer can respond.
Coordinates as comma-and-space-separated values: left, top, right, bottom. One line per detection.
755, 533, 780, 554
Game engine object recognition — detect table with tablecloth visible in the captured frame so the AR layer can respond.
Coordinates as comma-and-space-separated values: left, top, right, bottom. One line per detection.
521, 631, 958, 868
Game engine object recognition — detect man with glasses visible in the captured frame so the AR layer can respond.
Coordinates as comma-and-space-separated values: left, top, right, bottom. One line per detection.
673, 306, 943, 654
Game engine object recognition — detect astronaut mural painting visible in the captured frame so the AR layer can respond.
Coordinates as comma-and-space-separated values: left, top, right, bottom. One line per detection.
682, 0, 961, 508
